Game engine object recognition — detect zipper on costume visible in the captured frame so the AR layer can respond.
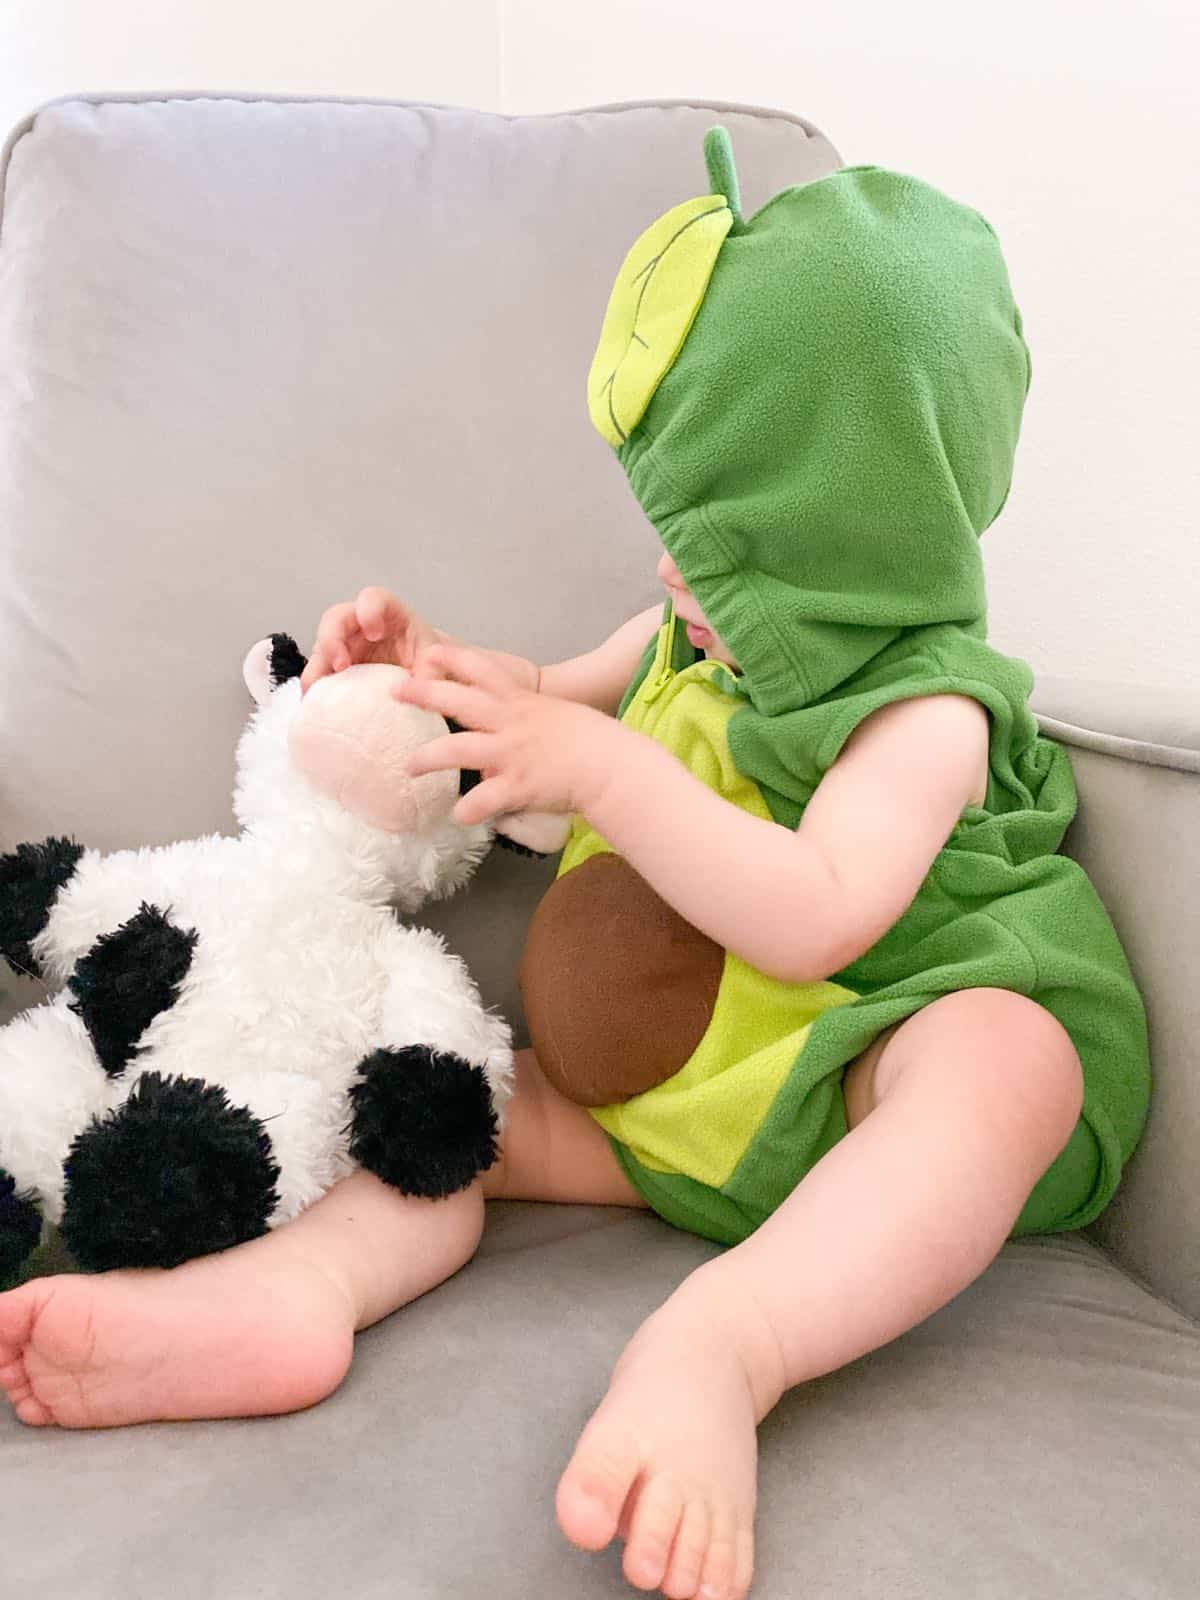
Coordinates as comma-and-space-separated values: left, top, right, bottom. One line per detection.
642, 604, 678, 704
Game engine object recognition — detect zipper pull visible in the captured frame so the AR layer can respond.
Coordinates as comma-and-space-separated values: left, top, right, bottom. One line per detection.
642, 665, 674, 704
641, 603, 678, 704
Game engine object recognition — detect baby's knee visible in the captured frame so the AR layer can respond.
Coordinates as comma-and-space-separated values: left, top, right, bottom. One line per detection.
964, 989, 1083, 1151
481, 1047, 543, 1201
862, 988, 1083, 1156
449, 1184, 487, 1269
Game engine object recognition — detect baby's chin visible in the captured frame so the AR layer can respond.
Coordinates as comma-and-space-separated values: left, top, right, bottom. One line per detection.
704, 645, 739, 670
686, 621, 739, 671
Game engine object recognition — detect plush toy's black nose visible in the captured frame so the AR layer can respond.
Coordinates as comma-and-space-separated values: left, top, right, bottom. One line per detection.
60, 1073, 280, 1271
0, 1171, 43, 1287
348, 1045, 498, 1199
0, 837, 84, 978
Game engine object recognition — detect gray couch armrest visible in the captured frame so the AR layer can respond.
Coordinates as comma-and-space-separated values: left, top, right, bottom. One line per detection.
1034, 675, 1200, 776
1031, 676, 1200, 1318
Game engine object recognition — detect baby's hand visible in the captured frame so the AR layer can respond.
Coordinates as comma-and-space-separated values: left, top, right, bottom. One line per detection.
301, 587, 442, 694
395, 643, 621, 824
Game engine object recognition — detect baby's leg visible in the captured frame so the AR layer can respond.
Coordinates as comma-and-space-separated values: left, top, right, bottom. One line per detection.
0, 1048, 635, 1429
556, 988, 1082, 1600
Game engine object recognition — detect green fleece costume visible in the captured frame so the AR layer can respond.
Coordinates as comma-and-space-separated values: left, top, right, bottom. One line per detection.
517, 129, 1150, 1247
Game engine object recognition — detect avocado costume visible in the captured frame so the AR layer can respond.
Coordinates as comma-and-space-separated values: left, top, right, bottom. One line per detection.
518, 129, 1150, 1247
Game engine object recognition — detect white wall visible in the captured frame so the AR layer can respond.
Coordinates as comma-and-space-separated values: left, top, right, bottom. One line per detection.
0, 1, 501, 135
2, 0, 1196, 689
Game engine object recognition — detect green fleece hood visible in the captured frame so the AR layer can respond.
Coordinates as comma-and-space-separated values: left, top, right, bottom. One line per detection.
588, 128, 1032, 715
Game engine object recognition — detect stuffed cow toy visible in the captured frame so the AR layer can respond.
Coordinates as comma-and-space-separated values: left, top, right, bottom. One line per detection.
0, 633, 569, 1278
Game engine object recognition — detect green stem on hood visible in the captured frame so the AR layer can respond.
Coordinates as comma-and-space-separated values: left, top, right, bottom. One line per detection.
704, 126, 745, 233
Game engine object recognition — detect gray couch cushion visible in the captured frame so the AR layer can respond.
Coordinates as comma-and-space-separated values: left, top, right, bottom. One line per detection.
5, 1208, 1199, 1599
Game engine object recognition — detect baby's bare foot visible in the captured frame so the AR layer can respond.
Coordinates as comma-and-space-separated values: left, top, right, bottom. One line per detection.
0, 1241, 355, 1429
556, 1281, 768, 1599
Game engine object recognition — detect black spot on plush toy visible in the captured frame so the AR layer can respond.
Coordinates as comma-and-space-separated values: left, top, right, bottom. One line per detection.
0, 635, 569, 1278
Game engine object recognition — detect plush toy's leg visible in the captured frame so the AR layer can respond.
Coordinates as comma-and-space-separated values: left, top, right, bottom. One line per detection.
217, 1070, 354, 1228
347, 924, 514, 1200
60, 1073, 282, 1272
62, 1064, 345, 1269
349, 1045, 500, 1199
0, 999, 115, 1246
0, 1171, 42, 1285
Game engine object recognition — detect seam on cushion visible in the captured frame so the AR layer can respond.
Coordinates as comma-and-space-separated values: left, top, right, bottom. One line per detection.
0, 109, 42, 242
2, 89, 825, 149
1, 91, 837, 255
1031, 713, 1200, 778
1024, 1235, 1200, 1334
1088, 1244, 1200, 1331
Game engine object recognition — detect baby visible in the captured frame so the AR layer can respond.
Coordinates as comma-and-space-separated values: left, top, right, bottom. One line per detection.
0, 129, 1149, 1600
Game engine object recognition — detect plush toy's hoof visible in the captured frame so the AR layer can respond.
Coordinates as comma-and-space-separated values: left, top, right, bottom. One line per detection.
0, 836, 84, 978
348, 1046, 498, 1199
0, 1170, 43, 1286
61, 1072, 281, 1271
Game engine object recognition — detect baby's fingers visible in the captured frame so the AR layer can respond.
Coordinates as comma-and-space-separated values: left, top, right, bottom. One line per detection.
300, 642, 331, 693
407, 731, 493, 780
314, 601, 365, 672
355, 586, 429, 652
422, 643, 514, 698
453, 775, 518, 828
393, 672, 497, 731
411, 641, 449, 681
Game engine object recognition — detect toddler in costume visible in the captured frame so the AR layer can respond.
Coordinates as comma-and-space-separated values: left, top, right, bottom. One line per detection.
0, 129, 1149, 1600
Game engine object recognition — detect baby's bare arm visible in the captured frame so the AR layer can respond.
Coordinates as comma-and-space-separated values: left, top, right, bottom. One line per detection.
538, 605, 662, 714
426, 605, 660, 712
580, 692, 990, 983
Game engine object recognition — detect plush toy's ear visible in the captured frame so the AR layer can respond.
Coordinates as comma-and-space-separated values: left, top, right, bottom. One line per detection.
243, 634, 308, 705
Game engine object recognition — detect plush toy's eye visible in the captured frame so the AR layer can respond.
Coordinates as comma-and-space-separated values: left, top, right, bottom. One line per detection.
587, 193, 733, 448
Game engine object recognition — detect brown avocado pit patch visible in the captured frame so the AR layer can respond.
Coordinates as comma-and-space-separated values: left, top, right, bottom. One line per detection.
518, 852, 724, 1107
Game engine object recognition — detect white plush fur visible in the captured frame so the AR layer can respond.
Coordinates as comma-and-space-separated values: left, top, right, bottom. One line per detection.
1, 652, 516, 1232
0, 1005, 114, 1221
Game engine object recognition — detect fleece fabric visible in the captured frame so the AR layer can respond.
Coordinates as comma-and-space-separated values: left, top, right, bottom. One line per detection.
547, 128, 1151, 1245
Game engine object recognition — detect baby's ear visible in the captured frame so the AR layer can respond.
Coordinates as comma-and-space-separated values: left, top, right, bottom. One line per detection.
493, 811, 572, 858
243, 634, 308, 705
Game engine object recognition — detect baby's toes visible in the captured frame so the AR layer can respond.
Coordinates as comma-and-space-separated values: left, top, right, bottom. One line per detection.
621, 1472, 686, 1592
734, 1525, 755, 1599
695, 1504, 752, 1600
660, 1498, 711, 1598
12, 1386, 54, 1426
555, 1419, 643, 1552
0, 1356, 50, 1427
